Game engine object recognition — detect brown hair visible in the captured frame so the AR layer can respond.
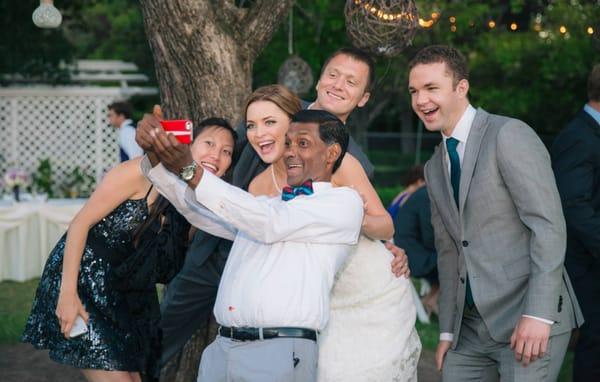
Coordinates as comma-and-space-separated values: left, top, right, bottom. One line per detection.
244, 84, 303, 120
588, 64, 600, 102
408, 45, 469, 88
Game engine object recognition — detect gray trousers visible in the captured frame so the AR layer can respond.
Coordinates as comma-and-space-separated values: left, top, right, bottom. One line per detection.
197, 335, 318, 382
443, 306, 570, 382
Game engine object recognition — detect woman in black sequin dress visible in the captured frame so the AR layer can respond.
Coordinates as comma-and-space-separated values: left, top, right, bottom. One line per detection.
22, 118, 237, 382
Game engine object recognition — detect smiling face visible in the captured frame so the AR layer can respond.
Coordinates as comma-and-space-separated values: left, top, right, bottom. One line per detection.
312, 54, 371, 122
190, 126, 235, 178
284, 122, 340, 186
246, 100, 291, 164
408, 62, 469, 136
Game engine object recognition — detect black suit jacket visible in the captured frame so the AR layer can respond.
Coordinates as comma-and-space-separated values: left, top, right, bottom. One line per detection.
551, 109, 600, 277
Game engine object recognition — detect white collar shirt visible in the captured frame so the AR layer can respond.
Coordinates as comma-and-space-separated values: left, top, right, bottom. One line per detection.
441, 104, 476, 172
118, 119, 144, 159
141, 157, 363, 330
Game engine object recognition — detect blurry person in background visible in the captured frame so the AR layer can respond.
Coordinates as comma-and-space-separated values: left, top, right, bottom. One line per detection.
387, 164, 425, 221
108, 101, 144, 162
551, 63, 600, 382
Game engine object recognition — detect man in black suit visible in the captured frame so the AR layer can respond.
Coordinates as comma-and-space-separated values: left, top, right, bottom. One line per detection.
551, 63, 600, 381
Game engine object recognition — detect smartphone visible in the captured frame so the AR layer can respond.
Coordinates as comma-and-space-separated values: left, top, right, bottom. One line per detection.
69, 315, 89, 338
159, 120, 194, 144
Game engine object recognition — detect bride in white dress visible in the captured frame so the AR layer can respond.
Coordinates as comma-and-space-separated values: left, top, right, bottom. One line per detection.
243, 85, 421, 381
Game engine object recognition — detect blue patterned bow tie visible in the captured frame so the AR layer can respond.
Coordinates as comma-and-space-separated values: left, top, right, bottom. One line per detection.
281, 179, 314, 201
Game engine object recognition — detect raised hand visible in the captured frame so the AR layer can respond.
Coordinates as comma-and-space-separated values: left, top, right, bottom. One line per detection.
152, 128, 195, 176
136, 104, 166, 154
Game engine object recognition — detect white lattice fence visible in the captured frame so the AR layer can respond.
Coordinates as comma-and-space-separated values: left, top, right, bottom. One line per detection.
0, 87, 127, 196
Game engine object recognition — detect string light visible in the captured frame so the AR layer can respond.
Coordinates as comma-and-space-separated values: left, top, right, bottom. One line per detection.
587, 26, 594, 35
353, 0, 417, 21
534, 23, 542, 32
510, 22, 518, 31
559, 25, 567, 34
451, 25, 457, 32
449, 16, 456, 23
488, 20, 496, 29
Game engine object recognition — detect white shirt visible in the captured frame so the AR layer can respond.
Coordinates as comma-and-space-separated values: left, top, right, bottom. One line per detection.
119, 119, 144, 160
141, 157, 363, 330
439, 105, 552, 343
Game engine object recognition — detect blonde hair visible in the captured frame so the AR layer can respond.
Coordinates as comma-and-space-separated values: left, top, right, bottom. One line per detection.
244, 84, 302, 119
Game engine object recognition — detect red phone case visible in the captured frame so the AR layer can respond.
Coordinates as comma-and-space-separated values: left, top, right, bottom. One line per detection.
160, 120, 193, 144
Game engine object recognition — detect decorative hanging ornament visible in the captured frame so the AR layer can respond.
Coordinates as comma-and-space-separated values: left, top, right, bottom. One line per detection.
277, 8, 314, 95
345, 0, 419, 57
278, 56, 314, 96
32, 0, 62, 29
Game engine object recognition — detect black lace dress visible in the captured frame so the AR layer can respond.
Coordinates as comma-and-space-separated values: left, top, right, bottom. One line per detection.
22, 192, 190, 381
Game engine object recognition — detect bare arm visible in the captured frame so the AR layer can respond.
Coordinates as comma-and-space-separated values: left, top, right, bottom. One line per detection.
332, 153, 394, 240
57, 158, 149, 337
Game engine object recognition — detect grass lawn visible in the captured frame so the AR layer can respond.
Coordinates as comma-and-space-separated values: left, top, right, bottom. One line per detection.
0, 279, 574, 380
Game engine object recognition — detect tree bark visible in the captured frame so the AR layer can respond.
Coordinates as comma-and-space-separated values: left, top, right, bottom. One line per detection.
139, 0, 293, 125
138, 1, 293, 381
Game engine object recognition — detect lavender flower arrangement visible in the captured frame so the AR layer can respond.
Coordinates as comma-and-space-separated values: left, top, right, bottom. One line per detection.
3, 168, 30, 201
3, 168, 31, 189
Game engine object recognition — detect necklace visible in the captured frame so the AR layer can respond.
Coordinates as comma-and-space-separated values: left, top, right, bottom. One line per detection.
271, 165, 282, 193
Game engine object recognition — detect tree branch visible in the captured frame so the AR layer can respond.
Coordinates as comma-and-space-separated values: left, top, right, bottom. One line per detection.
242, 0, 294, 60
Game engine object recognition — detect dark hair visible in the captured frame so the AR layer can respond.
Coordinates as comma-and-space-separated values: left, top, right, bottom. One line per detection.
321, 47, 376, 91
107, 101, 133, 119
408, 45, 469, 87
588, 64, 600, 102
194, 117, 237, 143
133, 117, 237, 247
402, 164, 425, 188
291, 109, 349, 173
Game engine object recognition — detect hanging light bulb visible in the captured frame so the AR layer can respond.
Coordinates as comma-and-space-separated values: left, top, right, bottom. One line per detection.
32, 0, 62, 29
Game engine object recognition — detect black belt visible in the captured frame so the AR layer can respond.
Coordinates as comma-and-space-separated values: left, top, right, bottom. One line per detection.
218, 326, 318, 342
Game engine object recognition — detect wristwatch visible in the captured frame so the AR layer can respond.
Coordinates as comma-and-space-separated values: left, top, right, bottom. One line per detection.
179, 161, 198, 181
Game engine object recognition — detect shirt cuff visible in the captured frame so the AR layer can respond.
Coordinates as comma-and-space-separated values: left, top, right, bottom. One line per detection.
522, 315, 554, 325
440, 332, 454, 342
140, 155, 155, 178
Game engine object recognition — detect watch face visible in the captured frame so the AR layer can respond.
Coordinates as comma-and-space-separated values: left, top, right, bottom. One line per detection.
181, 163, 196, 180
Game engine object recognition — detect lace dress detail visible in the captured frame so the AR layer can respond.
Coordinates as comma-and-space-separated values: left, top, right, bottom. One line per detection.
318, 236, 422, 381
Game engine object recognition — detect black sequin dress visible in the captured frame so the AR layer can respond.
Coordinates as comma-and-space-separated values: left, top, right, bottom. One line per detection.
22, 192, 190, 381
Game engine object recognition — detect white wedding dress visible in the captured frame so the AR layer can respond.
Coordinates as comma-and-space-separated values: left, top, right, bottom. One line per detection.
318, 236, 421, 381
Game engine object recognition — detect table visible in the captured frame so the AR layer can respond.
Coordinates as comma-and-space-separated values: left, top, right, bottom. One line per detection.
0, 199, 86, 282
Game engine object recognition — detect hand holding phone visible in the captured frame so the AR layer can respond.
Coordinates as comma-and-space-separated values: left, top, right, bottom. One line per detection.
69, 315, 89, 338
159, 120, 194, 144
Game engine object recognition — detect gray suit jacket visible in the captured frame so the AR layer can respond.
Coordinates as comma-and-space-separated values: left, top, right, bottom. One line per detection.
424, 108, 583, 347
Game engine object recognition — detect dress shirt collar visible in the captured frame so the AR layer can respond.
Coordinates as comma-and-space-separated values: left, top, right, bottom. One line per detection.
584, 103, 600, 126
120, 119, 134, 129
441, 104, 476, 145
310, 181, 331, 193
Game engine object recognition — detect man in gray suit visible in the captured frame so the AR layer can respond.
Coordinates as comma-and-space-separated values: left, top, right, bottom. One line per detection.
409, 45, 583, 381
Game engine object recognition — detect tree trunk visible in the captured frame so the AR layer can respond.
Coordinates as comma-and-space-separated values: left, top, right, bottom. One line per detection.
138, 1, 293, 380
139, 0, 293, 125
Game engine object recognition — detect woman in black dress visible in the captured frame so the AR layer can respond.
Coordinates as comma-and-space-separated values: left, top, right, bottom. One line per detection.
22, 118, 237, 382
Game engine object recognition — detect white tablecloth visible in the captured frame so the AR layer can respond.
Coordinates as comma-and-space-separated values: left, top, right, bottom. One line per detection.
0, 199, 86, 282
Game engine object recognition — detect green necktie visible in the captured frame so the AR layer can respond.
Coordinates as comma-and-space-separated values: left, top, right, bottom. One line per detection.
446, 137, 474, 308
